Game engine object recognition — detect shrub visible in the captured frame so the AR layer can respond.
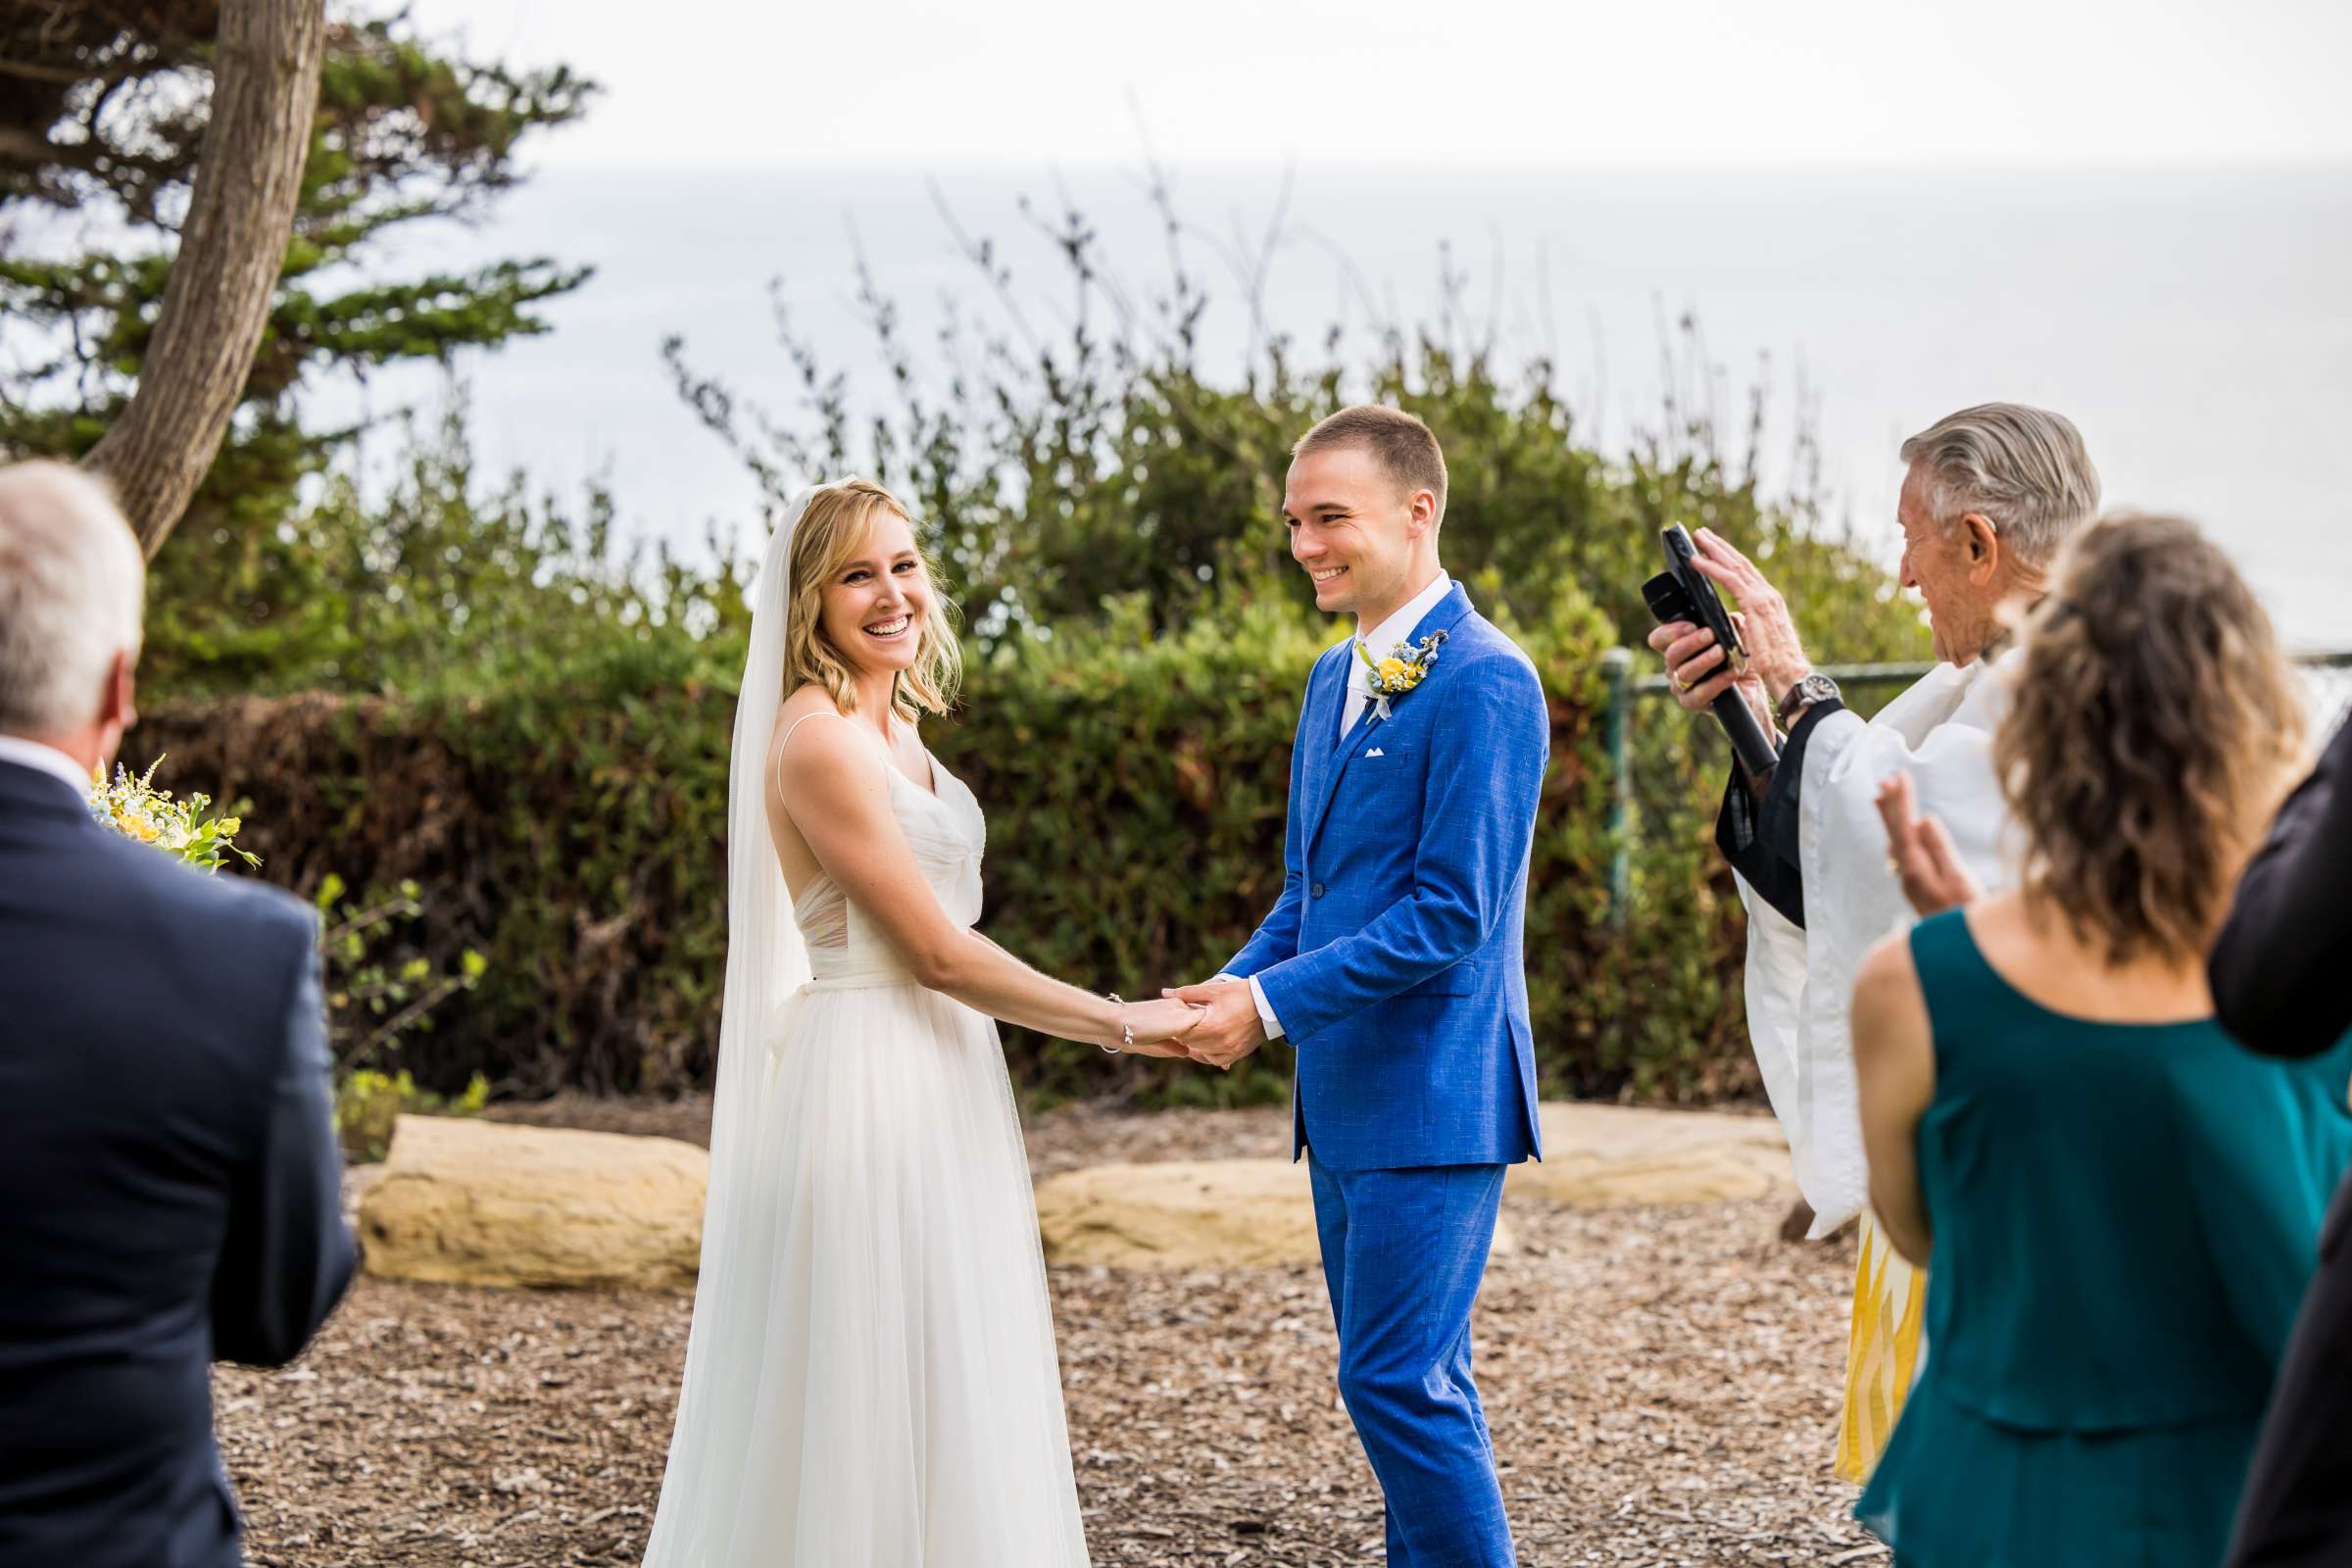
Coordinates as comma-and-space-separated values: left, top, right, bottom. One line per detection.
337, 1069, 489, 1163
131, 566, 1839, 1107
91, 753, 488, 1097
122, 182, 1933, 1107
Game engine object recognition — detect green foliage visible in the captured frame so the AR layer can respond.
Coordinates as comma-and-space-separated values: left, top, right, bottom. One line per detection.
337, 1068, 488, 1162
0, 6, 593, 556
314, 872, 489, 1076
88, 746, 488, 1093
114, 171, 1931, 1107
667, 198, 1927, 673
645, 191, 1928, 1105
139, 399, 750, 700
943, 599, 1344, 1105
135, 568, 1850, 1107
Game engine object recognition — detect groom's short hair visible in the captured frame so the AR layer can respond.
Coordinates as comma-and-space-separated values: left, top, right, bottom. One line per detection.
1294, 406, 1447, 520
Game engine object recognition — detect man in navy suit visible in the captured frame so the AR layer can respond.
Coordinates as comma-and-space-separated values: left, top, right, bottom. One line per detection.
0, 463, 356, 1568
1171, 407, 1548, 1568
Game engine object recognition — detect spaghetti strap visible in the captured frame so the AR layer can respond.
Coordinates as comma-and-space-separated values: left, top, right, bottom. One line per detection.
772, 710, 859, 810
772, 710, 903, 812
777, 709, 856, 756
773, 709, 932, 808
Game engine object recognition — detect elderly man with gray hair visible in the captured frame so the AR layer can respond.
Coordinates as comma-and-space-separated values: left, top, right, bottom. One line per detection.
1645, 403, 2100, 1479
0, 463, 355, 1567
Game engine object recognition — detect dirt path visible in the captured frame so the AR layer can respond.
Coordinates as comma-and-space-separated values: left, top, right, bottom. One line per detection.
219, 1102, 1878, 1566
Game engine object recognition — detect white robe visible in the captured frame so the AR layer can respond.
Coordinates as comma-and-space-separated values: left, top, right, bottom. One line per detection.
1737, 658, 2018, 1239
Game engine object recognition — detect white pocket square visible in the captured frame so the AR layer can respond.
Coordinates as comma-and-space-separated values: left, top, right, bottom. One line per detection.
1367, 748, 1386, 758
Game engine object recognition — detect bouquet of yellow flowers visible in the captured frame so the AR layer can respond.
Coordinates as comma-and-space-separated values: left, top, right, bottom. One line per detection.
87, 756, 260, 874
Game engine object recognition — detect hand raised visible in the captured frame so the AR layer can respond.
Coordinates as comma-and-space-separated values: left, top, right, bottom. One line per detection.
1689, 526, 1813, 706
1876, 771, 1982, 917
1161, 979, 1265, 1071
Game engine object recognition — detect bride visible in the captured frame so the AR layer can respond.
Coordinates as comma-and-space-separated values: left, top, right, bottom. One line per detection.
640, 478, 1202, 1566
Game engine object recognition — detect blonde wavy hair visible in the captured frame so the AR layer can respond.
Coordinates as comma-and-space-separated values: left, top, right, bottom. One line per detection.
1997, 513, 2306, 966
784, 479, 961, 723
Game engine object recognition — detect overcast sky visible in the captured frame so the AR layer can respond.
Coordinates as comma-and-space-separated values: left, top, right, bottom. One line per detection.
405, 0, 2352, 168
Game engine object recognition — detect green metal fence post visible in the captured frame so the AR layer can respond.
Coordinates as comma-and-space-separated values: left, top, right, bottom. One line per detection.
1601, 647, 1632, 928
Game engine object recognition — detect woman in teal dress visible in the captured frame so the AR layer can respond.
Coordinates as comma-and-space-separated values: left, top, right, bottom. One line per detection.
1851, 513, 2352, 1567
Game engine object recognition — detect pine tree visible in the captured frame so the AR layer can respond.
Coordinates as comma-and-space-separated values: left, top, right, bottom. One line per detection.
0, 2, 594, 558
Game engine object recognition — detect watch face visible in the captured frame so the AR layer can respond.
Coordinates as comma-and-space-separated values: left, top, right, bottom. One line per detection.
1782, 675, 1835, 719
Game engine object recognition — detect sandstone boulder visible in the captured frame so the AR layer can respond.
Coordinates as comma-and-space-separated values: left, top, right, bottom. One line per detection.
1505, 1102, 1790, 1208
1035, 1158, 1518, 1271
359, 1115, 707, 1292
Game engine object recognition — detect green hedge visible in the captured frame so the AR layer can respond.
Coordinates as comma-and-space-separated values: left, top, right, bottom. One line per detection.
135, 582, 1765, 1109
102, 201, 1940, 1111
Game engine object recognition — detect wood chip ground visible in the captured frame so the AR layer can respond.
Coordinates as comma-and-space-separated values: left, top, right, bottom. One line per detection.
217, 1099, 1881, 1566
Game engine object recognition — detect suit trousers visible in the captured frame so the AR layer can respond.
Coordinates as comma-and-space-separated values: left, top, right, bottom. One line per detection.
1307, 1152, 1515, 1568
2227, 1180, 2352, 1566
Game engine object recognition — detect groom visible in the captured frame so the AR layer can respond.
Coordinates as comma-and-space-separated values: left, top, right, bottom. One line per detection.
1172, 406, 1548, 1567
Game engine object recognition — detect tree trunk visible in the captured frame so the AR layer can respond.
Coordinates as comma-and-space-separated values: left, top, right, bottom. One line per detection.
78, 0, 326, 560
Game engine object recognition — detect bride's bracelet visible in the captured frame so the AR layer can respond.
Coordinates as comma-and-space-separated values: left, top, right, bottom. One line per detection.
1101, 993, 1135, 1054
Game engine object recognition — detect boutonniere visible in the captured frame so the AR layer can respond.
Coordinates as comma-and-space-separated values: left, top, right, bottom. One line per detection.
1354, 628, 1448, 721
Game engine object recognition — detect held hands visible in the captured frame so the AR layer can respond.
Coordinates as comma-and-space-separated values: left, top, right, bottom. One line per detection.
1158, 978, 1266, 1071
1113, 996, 1209, 1058
1643, 527, 1811, 724
1875, 771, 1982, 917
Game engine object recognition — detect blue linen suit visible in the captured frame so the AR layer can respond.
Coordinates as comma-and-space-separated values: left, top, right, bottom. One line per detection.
1223, 582, 1548, 1568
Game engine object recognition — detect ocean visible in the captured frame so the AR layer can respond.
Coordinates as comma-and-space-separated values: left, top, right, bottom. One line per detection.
287, 163, 2352, 648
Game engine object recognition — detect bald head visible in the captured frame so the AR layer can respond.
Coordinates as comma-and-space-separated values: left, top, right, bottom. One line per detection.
0, 462, 145, 744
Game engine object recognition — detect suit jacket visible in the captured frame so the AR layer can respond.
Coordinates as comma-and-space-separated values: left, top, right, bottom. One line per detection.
1224, 583, 1549, 1171
0, 759, 356, 1568
2212, 713, 2352, 1061
2213, 715, 2352, 1567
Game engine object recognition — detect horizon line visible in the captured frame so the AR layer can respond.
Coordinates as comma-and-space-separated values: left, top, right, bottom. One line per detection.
511, 153, 2352, 176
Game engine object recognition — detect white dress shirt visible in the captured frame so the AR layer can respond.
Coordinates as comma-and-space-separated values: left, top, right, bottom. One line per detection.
1223, 570, 1455, 1041
1339, 570, 1454, 739
0, 734, 95, 797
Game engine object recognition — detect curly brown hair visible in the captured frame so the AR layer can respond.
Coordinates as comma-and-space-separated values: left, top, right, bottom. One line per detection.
1997, 513, 2307, 966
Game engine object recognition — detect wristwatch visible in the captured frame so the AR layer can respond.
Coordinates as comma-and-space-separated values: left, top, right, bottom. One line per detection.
1775, 672, 1841, 727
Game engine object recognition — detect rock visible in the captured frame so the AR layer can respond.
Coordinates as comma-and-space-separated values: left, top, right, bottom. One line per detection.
1035, 1158, 1517, 1271
342, 1161, 386, 1229
1506, 1102, 1791, 1208
359, 1115, 707, 1292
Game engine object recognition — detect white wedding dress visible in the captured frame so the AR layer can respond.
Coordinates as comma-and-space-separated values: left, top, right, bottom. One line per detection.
641, 488, 1089, 1567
